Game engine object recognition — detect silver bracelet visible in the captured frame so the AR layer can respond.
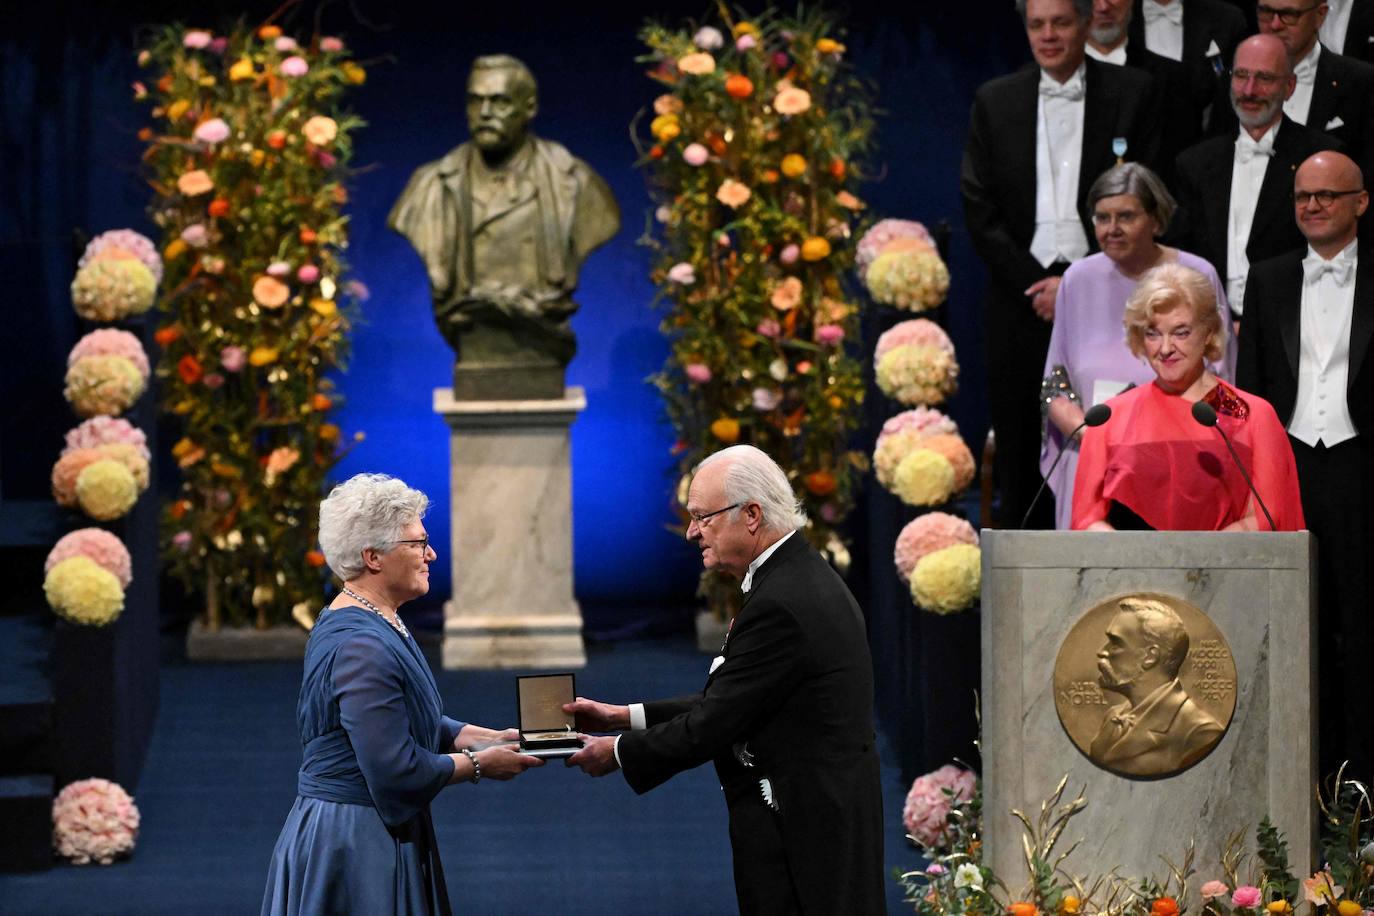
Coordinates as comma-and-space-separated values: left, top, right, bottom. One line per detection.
460, 747, 481, 783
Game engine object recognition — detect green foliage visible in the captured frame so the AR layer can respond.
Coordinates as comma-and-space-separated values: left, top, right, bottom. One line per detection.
636, 5, 876, 613
1257, 816, 1300, 903
1317, 768, 1374, 906
136, 21, 366, 627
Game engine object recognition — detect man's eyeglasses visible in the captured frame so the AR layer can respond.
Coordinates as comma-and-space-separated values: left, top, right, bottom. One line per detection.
1293, 188, 1365, 208
1256, 3, 1321, 26
1229, 68, 1283, 87
687, 503, 740, 526
396, 537, 430, 553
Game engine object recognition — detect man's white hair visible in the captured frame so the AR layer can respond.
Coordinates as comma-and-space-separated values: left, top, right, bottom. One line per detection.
696, 445, 807, 533
318, 473, 429, 581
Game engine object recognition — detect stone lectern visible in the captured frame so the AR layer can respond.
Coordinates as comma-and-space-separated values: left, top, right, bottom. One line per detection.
981, 531, 1316, 893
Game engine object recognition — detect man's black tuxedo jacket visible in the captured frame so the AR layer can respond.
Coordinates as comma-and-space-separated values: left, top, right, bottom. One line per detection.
618, 533, 884, 915
961, 58, 1161, 301
1335, 0, 1374, 65
1236, 243, 1374, 432
1172, 116, 1343, 297
1128, 0, 1245, 118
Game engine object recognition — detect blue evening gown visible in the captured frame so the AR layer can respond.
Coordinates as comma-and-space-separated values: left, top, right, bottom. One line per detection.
261, 606, 466, 915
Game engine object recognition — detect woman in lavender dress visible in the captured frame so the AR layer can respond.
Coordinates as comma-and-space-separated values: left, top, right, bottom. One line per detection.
1040, 163, 1234, 529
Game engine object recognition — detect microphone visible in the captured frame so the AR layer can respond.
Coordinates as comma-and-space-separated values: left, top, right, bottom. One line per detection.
1020, 403, 1112, 529
1190, 400, 1276, 531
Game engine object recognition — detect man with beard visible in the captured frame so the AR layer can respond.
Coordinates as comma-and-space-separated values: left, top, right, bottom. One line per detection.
1125, 0, 1246, 130
1086, 0, 1202, 178
1087, 598, 1225, 776
1173, 34, 1343, 319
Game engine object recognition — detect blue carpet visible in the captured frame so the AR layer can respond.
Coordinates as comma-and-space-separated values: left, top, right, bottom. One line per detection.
0, 635, 921, 914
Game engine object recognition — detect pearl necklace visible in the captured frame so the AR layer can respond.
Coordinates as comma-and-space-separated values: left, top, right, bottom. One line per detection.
341, 587, 411, 638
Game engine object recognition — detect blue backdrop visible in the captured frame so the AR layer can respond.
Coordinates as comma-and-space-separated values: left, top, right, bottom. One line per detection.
1, 3, 1028, 635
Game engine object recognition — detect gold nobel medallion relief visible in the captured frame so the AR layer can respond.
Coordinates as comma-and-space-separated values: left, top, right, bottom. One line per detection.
1053, 593, 1236, 779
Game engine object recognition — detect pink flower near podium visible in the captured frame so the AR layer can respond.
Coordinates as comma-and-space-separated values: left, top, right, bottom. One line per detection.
903, 764, 977, 850
52, 778, 140, 864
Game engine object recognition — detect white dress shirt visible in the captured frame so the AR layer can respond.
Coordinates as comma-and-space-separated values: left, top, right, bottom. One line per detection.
1143, 0, 1185, 61
1226, 122, 1280, 311
1289, 240, 1360, 446
1285, 42, 1322, 126
1086, 40, 1129, 66
1030, 65, 1090, 268
1320, 0, 1356, 57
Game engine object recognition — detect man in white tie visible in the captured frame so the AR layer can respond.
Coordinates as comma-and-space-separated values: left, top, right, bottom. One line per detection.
1128, 0, 1246, 129
1173, 34, 1343, 318
961, 0, 1159, 527
1237, 150, 1373, 785
1319, 0, 1374, 64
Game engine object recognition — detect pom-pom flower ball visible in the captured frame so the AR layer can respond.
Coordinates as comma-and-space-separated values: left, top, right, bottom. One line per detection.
894, 513, 978, 584
917, 433, 976, 492
79, 229, 163, 283
903, 764, 977, 849
44, 555, 125, 626
46, 528, 133, 588
62, 417, 151, 462
911, 544, 982, 614
70, 258, 157, 321
64, 356, 147, 417
68, 329, 151, 380
893, 449, 956, 507
52, 444, 150, 507
875, 344, 959, 407
74, 459, 140, 521
52, 778, 140, 864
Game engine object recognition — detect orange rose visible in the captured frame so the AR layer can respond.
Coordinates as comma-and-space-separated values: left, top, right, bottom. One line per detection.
715, 179, 752, 209
710, 418, 741, 443
801, 236, 832, 261
781, 153, 807, 178
154, 325, 182, 347
207, 198, 230, 218
724, 73, 753, 99
804, 470, 837, 496
761, 169, 780, 184
305, 550, 327, 568
311, 393, 332, 411
265, 130, 287, 149
318, 423, 341, 442
829, 158, 847, 180
176, 169, 214, 196
298, 226, 317, 244
1008, 904, 1039, 916
253, 276, 291, 308
649, 145, 665, 160
177, 355, 204, 385
1152, 898, 1180, 916
258, 24, 282, 39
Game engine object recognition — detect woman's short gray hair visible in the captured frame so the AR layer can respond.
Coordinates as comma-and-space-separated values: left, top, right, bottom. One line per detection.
318, 473, 429, 581
1088, 162, 1178, 234
697, 445, 807, 533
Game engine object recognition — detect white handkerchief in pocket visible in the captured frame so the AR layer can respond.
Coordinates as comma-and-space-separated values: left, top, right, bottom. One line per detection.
1326, 116, 1346, 131
708, 655, 725, 675
1206, 39, 1221, 57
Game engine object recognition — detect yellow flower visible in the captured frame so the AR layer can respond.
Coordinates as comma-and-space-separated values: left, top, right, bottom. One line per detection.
229, 58, 255, 82
911, 544, 981, 614
176, 169, 214, 196
710, 418, 741, 443
342, 62, 367, 85
677, 52, 716, 75
309, 298, 337, 317
165, 99, 191, 122
1059, 897, 1081, 916
815, 38, 846, 55
1267, 903, 1293, 915
780, 153, 807, 178
44, 556, 125, 627
715, 178, 752, 209
249, 149, 266, 167
248, 346, 279, 367
75, 460, 139, 522
164, 238, 188, 260
1336, 903, 1362, 916
801, 236, 832, 261
198, 75, 216, 87
893, 449, 955, 508
302, 115, 338, 146
732, 22, 759, 38
774, 86, 812, 115
650, 114, 681, 143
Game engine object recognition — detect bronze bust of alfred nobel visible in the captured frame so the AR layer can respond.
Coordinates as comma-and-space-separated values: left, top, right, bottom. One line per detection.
388, 54, 621, 399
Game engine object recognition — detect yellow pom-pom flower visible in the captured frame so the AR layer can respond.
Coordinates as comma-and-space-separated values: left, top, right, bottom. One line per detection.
893, 449, 955, 507
64, 356, 147, 418
875, 345, 959, 407
75, 459, 139, 521
44, 556, 125, 626
70, 258, 157, 322
910, 544, 982, 614
865, 247, 950, 311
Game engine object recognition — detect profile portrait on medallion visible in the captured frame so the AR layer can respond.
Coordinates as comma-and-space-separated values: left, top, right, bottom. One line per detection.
1053, 594, 1236, 779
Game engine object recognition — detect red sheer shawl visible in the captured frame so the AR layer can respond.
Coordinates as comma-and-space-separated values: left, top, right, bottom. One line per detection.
1071, 380, 1305, 531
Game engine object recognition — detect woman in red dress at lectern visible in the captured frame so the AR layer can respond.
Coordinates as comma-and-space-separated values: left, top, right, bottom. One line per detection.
1072, 263, 1305, 532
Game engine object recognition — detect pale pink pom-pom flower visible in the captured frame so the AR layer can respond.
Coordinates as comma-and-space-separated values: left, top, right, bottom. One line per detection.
875, 319, 953, 363
902, 764, 977, 849
45, 529, 133, 588
63, 416, 150, 462
79, 229, 163, 283
52, 778, 140, 865
877, 407, 957, 450
68, 329, 150, 379
894, 513, 978, 583
856, 219, 935, 273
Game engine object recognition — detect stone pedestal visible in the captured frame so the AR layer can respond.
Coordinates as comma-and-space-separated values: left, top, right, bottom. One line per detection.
433, 387, 586, 669
982, 531, 1316, 893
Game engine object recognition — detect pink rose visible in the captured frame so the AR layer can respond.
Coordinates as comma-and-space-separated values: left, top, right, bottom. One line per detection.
279, 56, 308, 77
902, 764, 977, 849
1200, 882, 1230, 901
172, 531, 193, 551
180, 224, 209, 248
183, 30, 212, 49
684, 363, 711, 384
814, 324, 845, 346
297, 264, 320, 283
925, 863, 946, 875
715, 179, 752, 209
779, 244, 800, 266
752, 388, 782, 411
220, 346, 247, 373
736, 34, 757, 51
266, 261, 291, 277
320, 36, 344, 52
192, 118, 230, 145
274, 36, 298, 52
1232, 887, 1263, 909
667, 262, 696, 285
682, 143, 709, 166
756, 319, 781, 338
795, 360, 813, 374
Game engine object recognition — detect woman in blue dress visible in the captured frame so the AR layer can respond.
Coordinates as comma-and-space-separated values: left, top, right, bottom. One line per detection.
262, 473, 543, 915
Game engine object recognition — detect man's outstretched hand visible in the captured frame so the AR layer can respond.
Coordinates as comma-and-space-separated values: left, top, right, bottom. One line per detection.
562, 697, 630, 732
565, 735, 620, 777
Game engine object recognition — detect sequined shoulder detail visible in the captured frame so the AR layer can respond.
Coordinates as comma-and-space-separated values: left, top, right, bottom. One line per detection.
1204, 382, 1249, 420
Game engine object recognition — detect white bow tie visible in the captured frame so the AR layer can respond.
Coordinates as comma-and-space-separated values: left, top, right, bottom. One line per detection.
1236, 134, 1276, 163
1305, 256, 1355, 285
1294, 55, 1318, 85
1039, 72, 1085, 101
1143, 1, 1184, 25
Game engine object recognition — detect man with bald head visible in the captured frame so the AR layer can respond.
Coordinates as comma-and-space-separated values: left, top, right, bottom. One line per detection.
1174, 34, 1344, 317
1237, 150, 1373, 783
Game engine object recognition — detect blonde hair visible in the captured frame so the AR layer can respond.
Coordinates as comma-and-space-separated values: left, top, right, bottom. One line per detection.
1123, 263, 1225, 363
